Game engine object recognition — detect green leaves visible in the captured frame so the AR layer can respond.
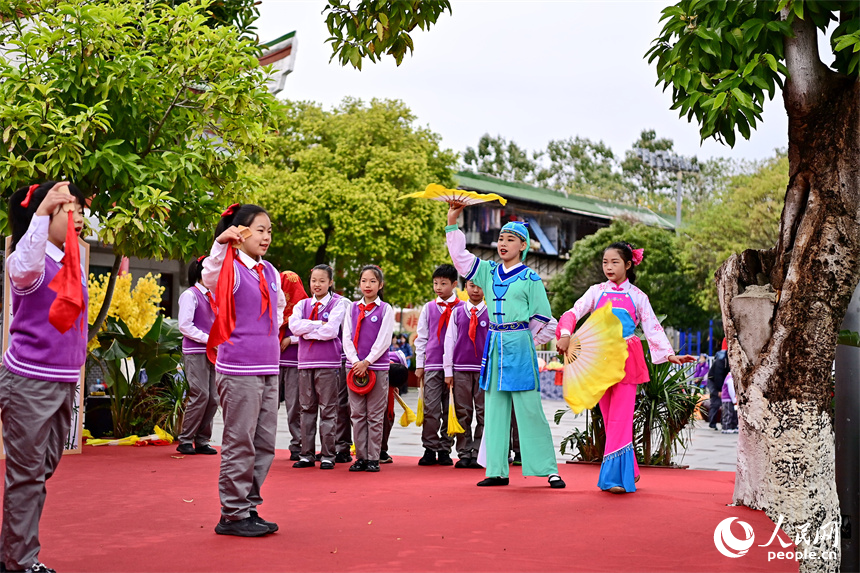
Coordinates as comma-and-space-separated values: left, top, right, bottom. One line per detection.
324, 1, 451, 69
0, 0, 277, 261
249, 98, 458, 305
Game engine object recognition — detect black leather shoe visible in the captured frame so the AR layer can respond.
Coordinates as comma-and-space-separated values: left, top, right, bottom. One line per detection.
454, 458, 471, 468
349, 459, 368, 472
214, 516, 269, 537
365, 460, 380, 472
437, 451, 453, 466
176, 443, 196, 455
548, 474, 566, 489
320, 460, 335, 470
195, 444, 218, 455
468, 458, 484, 469
418, 449, 437, 466
292, 459, 315, 468
477, 477, 509, 486
289, 452, 301, 461
249, 510, 278, 533
335, 451, 352, 463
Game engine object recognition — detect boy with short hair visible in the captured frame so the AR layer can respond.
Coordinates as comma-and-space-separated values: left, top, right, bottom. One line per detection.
443, 279, 488, 468
414, 264, 462, 466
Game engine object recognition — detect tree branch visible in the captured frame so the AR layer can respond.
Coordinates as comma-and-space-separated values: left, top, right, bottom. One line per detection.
781, 9, 831, 116
87, 253, 122, 341
141, 85, 186, 159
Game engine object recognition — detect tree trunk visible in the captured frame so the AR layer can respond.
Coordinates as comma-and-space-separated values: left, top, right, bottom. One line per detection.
715, 15, 859, 572
87, 254, 122, 341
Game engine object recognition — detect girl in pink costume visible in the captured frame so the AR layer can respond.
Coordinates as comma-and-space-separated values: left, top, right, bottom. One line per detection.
556, 242, 694, 493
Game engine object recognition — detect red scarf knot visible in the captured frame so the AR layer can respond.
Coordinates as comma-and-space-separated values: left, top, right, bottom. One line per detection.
436, 300, 458, 341
353, 301, 377, 346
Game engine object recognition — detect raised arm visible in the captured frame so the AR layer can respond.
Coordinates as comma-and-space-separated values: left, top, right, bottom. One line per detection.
7, 215, 49, 291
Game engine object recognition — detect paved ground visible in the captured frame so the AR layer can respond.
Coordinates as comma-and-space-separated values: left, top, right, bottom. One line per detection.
210, 388, 738, 472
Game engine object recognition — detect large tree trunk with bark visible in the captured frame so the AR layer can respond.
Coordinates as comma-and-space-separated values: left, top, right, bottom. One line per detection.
715, 14, 860, 573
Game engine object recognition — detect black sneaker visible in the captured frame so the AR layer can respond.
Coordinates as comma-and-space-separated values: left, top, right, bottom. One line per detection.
366, 460, 380, 472
214, 516, 269, 537
454, 458, 471, 468
468, 458, 484, 469
249, 510, 278, 533
176, 443, 196, 455
418, 449, 437, 466
477, 477, 509, 486
349, 459, 368, 472
25, 564, 56, 573
437, 451, 453, 466
379, 451, 393, 464
195, 444, 218, 455
320, 460, 335, 470
335, 451, 352, 464
289, 452, 301, 461
293, 458, 315, 468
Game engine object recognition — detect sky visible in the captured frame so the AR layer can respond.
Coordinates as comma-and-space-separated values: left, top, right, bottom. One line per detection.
256, 1, 790, 165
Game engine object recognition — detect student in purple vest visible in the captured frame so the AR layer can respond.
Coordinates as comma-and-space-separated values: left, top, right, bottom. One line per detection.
288, 264, 347, 470
1, 181, 87, 573
176, 256, 219, 456
414, 264, 462, 466
278, 271, 308, 461
202, 203, 286, 537
380, 349, 409, 463
443, 279, 488, 469
342, 265, 395, 472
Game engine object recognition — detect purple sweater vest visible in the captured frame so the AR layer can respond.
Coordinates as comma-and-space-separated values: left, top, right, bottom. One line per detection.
451, 304, 489, 372
279, 323, 299, 368
215, 261, 280, 376
296, 294, 343, 370
182, 287, 215, 355
347, 301, 391, 371
4, 256, 88, 383
422, 300, 461, 371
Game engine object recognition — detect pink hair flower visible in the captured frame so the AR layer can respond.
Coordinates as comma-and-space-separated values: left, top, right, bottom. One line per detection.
631, 248, 644, 266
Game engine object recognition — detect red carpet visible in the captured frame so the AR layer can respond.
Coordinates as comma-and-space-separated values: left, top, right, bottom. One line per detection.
8, 447, 796, 573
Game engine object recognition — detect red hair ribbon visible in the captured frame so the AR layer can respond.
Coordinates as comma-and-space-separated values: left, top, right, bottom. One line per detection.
221, 203, 240, 217
631, 248, 644, 266
20, 184, 39, 208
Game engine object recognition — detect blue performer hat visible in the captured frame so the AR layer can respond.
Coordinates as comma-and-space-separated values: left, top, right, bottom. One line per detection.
500, 221, 530, 262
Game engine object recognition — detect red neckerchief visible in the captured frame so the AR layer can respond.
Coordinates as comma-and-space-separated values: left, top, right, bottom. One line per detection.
47, 211, 85, 335
436, 300, 458, 341
353, 301, 377, 345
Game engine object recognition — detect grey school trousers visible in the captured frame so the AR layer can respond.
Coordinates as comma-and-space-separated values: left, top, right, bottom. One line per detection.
178, 354, 218, 447
336, 364, 352, 455
349, 370, 389, 461
279, 366, 302, 454
452, 370, 485, 459
0, 367, 74, 571
216, 372, 278, 520
298, 368, 339, 463
421, 369, 453, 452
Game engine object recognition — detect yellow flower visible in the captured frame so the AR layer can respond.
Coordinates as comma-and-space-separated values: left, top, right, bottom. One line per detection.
88, 272, 165, 350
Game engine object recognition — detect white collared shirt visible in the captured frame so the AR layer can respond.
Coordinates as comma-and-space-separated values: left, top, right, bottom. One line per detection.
443, 299, 486, 376
342, 296, 395, 366
414, 292, 460, 369
177, 283, 212, 344
7, 215, 85, 291
201, 240, 286, 327
288, 291, 347, 341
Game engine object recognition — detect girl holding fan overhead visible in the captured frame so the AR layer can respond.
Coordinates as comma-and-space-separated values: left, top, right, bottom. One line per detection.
202, 203, 285, 537
556, 242, 694, 494
342, 265, 395, 473
1, 181, 87, 573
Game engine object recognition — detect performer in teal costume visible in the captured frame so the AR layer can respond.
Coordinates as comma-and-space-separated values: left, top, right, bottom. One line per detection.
445, 202, 565, 489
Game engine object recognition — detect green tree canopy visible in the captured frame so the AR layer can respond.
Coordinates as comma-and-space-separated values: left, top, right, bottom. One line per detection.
249, 98, 457, 305
549, 219, 708, 329
0, 0, 277, 336
680, 152, 787, 314
462, 134, 538, 184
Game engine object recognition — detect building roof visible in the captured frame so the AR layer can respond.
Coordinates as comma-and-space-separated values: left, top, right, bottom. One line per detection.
454, 171, 675, 229
259, 31, 297, 95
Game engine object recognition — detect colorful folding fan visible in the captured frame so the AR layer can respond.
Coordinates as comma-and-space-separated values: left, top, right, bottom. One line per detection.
562, 303, 629, 414
400, 183, 507, 206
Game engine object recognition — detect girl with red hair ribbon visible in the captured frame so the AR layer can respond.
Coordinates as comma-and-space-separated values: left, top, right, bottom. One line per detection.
556, 241, 695, 494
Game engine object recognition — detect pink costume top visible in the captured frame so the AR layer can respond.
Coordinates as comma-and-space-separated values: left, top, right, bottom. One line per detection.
557, 279, 674, 365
